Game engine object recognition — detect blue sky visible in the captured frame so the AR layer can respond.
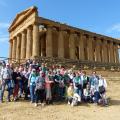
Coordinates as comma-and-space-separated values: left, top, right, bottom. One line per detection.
0, 0, 120, 57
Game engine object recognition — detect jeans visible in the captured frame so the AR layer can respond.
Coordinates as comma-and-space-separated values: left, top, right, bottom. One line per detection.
59, 87, 64, 98
74, 88, 82, 97
13, 84, 19, 98
18, 80, 23, 96
93, 91, 101, 103
0, 79, 11, 101
67, 96, 73, 104
0, 89, 1, 101
35, 89, 45, 103
30, 85, 36, 102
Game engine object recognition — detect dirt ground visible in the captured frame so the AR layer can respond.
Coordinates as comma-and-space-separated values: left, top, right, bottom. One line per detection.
0, 80, 120, 120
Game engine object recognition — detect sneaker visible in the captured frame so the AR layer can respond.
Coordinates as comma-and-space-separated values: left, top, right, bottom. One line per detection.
7, 99, 10, 102
94, 103, 98, 106
35, 103, 38, 107
68, 101, 71, 105
41, 103, 45, 107
31, 101, 34, 104
71, 102, 74, 107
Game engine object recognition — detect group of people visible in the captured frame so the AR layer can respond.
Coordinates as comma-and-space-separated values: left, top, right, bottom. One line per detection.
0, 59, 108, 107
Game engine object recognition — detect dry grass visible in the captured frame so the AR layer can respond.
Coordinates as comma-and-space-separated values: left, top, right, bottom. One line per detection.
0, 80, 120, 120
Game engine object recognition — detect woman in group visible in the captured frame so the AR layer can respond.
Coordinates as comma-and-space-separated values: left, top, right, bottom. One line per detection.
12, 67, 23, 101
28, 69, 38, 103
45, 71, 54, 104
98, 75, 108, 106
34, 71, 45, 107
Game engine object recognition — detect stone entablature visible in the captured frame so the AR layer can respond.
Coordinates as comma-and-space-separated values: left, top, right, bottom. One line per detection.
8, 6, 120, 64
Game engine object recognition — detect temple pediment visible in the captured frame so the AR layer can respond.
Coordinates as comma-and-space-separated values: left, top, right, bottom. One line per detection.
9, 6, 37, 31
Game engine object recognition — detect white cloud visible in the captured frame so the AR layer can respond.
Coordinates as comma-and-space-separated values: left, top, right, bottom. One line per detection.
106, 23, 120, 33
0, 22, 10, 29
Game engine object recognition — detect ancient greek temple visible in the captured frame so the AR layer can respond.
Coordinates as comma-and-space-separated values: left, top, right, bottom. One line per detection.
8, 6, 120, 64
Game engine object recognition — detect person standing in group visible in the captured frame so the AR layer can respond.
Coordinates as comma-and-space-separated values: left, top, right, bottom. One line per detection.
73, 72, 83, 99
0, 79, 2, 102
0, 63, 12, 102
98, 75, 108, 106
28, 69, 38, 103
90, 71, 100, 104
45, 71, 54, 104
34, 71, 45, 107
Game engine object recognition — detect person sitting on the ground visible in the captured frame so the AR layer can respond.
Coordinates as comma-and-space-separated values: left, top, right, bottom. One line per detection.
67, 83, 74, 105
71, 93, 81, 106
83, 84, 92, 102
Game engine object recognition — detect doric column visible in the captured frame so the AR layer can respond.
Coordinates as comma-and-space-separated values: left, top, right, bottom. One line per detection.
40, 36, 45, 57
95, 38, 101, 62
114, 43, 119, 63
12, 37, 17, 59
69, 32, 76, 59
9, 40, 13, 59
87, 35, 94, 61
79, 33, 85, 60
26, 26, 33, 59
46, 25, 53, 57
16, 35, 21, 60
112, 43, 116, 63
102, 40, 108, 63
21, 30, 27, 59
32, 23, 39, 58
109, 41, 114, 63
58, 29, 65, 58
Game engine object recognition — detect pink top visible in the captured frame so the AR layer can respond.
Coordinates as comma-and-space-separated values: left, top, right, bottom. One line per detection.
45, 76, 54, 89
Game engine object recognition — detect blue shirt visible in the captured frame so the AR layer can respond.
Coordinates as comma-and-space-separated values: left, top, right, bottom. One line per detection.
29, 74, 37, 86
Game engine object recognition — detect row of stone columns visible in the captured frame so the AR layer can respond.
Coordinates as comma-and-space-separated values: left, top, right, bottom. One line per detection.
9, 23, 120, 64
9, 23, 39, 61
45, 28, 119, 63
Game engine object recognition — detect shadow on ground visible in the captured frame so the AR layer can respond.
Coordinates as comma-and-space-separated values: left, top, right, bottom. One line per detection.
109, 98, 120, 106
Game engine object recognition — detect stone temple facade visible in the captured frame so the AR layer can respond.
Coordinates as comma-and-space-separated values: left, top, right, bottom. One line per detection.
8, 6, 120, 65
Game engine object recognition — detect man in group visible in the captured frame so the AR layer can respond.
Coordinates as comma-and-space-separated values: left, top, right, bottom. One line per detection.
0, 63, 12, 102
